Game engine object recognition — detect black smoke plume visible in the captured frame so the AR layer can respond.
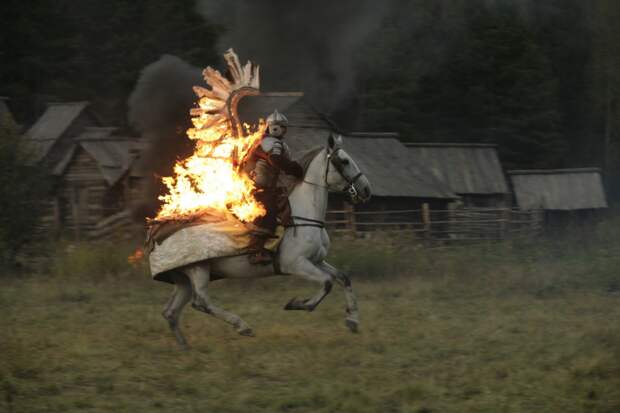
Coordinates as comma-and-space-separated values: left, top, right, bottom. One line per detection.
195, 0, 391, 111
127, 55, 203, 218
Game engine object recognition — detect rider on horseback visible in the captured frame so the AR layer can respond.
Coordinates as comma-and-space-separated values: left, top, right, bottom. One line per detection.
245, 109, 303, 264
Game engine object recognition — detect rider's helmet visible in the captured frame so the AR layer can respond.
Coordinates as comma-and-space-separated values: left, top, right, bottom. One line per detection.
266, 109, 289, 128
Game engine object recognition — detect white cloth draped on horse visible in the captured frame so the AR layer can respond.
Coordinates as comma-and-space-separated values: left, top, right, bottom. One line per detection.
146, 210, 255, 282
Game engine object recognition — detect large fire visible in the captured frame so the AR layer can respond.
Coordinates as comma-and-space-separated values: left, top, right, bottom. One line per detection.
155, 50, 266, 223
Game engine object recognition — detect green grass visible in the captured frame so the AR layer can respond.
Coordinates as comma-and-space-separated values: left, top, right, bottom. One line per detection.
2, 218, 620, 412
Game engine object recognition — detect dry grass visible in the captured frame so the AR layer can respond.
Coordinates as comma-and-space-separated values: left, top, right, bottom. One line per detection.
2, 219, 620, 412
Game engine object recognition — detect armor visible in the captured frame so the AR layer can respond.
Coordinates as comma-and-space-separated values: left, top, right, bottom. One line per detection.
245, 110, 302, 264
245, 110, 301, 191
248, 136, 292, 188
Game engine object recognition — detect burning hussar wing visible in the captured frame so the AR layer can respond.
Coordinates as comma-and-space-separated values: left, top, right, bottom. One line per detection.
188, 48, 260, 142
155, 49, 267, 223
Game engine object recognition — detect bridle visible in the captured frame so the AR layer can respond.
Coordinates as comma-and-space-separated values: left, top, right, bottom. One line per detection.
289, 147, 366, 230
326, 147, 365, 201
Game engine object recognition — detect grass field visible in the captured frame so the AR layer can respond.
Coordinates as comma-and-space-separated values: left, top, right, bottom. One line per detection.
2, 220, 620, 412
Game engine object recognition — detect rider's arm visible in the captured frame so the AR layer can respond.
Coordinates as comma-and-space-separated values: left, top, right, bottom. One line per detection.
267, 141, 303, 178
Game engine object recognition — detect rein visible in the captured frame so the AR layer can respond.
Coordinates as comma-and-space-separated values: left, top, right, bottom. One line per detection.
285, 215, 325, 229
287, 147, 365, 231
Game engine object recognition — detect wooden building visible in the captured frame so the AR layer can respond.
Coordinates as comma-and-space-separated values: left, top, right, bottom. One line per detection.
404, 143, 511, 208
22, 101, 101, 168
509, 168, 608, 226
48, 127, 143, 239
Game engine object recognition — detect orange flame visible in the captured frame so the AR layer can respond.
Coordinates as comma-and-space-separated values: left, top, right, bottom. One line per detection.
128, 247, 144, 265
154, 50, 265, 223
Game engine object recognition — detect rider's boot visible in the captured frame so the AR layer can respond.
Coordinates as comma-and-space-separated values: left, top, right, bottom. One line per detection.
248, 235, 272, 265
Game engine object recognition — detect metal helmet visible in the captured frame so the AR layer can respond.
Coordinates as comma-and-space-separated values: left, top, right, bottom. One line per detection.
266, 109, 288, 127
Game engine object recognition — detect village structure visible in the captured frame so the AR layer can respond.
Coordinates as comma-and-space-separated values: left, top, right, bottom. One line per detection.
4, 94, 609, 242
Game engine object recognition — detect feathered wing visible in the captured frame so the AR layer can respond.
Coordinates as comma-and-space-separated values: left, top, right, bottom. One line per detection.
188, 49, 260, 141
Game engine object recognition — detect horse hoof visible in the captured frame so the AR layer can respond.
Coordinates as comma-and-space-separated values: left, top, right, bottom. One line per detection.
238, 327, 255, 337
284, 297, 299, 310
345, 319, 359, 333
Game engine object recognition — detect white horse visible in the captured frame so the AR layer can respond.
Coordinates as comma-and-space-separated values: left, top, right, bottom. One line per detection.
161, 134, 371, 349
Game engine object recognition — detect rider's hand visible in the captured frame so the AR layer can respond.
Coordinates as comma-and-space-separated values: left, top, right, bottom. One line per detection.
287, 162, 303, 179
270, 154, 304, 179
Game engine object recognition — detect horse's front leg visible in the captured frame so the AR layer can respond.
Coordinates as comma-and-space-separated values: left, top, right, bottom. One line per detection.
281, 258, 333, 312
319, 261, 360, 333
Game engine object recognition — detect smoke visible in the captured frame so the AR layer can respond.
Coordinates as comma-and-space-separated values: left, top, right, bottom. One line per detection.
195, 0, 392, 111
127, 55, 203, 217
128, 54, 201, 136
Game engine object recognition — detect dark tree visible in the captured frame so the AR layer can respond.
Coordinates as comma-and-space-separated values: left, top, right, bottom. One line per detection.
352, 3, 565, 169
413, 8, 564, 168
0, 0, 220, 126
0, 116, 49, 267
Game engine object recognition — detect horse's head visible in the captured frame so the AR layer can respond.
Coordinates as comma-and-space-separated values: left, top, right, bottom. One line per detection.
325, 134, 372, 204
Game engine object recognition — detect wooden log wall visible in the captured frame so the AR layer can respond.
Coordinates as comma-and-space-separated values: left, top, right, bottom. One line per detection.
55, 148, 125, 240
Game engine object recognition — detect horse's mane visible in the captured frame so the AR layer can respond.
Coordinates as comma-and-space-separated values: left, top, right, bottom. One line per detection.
295, 146, 325, 175
278, 146, 324, 195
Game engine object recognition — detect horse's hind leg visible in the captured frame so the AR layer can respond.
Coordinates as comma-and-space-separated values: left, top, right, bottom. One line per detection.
282, 258, 333, 312
162, 272, 192, 350
184, 264, 254, 337
319, 261, 360, 333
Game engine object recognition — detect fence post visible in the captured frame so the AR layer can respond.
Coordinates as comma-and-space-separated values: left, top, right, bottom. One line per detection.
500, 208, 511, 239
345, 203, 356, 236
52, 197, 61, 236
422, 203, 431, 239
447, 202, 458, 240
533, 209, 544, 235
70, 186, 81, 241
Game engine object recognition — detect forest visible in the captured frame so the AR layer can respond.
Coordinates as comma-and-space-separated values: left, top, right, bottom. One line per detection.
2, 0, 620, 198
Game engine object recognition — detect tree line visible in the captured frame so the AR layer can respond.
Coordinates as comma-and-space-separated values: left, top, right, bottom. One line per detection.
350, 0, 620, 198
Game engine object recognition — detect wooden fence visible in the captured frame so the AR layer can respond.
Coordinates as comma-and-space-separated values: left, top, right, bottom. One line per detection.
326, 204, 544, 241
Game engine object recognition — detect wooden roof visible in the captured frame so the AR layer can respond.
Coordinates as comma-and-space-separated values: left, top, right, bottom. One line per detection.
508, 168, 608, 210
53, 127, 140, 186
23, 101, 94, 162
286, 128, 456, 199
404, 143, 510, 195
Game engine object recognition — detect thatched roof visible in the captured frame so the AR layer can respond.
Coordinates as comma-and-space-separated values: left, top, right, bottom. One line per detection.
509, 168, 608, 210
23, 101, 96, 162
53, 127, 140, 186
404, 143, 509, 195
286, 128, 456, 199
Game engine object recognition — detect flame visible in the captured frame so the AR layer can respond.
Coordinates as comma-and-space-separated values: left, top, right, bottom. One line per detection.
128, 247, 144, 265
154, 50, 266, 223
